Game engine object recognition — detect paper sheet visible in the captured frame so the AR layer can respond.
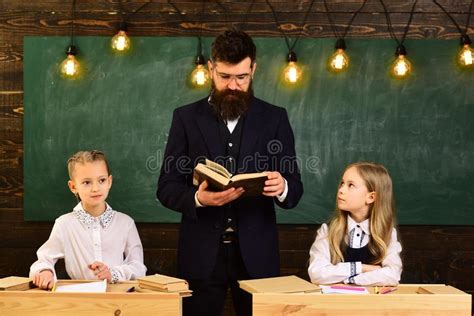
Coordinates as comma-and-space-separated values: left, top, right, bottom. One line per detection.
55, 279, 107, 293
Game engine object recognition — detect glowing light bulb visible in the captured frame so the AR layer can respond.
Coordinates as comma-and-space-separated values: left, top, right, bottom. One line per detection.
329, 49, 350, 72
60, 46, 80, 78
190, 54, 210, 88
456, 35, 473, 69
391, 55, 411, 78
283, 51, 302, 84
390, 45, 412, 79
111, 30, 131, 52
328, 39, 349, 73
458, 44, 473, 68
191, 64, 210, 87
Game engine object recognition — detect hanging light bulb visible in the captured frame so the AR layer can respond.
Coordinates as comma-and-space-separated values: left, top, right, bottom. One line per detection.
111, 30, 130, 52
190, 54, 210, 87
60, 45, 80, 78
283, 51, 302, 84
328, 39, 349, 73
390, 44, 412, 79
60, 0, 80, 79
111, 22, 131, 52
457, 34, 473, 68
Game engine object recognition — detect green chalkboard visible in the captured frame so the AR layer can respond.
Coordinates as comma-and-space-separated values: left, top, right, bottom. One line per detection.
24, 36, 474, 224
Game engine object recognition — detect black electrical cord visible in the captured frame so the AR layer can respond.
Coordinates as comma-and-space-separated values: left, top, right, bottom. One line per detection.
196, 0, 207, 59
265, 0, 316, 52
126, 0, 153, 22
324, 0, 368, 40
379, 0, 418, 47
70, 0, 76, 47
240, 0, 256, 31
433, 0, 472, 45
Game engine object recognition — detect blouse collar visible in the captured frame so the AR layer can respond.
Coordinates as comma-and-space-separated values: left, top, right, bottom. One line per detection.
347, 215, 370, 236
72, 202, 115, 229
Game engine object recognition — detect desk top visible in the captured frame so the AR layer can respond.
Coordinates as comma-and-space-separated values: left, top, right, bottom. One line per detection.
0, 279, 183, 316
249, 284, 472, 316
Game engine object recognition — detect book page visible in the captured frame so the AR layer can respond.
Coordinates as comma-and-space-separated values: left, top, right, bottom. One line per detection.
194, 163, 230, 186
205, 159, 232, 178
55, 280, 107, 293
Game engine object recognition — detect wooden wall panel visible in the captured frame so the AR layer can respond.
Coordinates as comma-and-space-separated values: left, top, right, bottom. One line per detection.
1, 1, 473, 39
1, 1, 473, 315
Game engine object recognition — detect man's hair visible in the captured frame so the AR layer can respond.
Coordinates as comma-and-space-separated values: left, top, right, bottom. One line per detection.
211, 29, 256, 64
67, 150, 110, 179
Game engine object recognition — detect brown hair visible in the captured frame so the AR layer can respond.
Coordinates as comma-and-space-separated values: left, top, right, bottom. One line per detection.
211, 29, 256, 64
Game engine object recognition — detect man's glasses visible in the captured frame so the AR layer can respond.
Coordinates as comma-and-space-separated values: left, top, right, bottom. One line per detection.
213, 67, 252, 85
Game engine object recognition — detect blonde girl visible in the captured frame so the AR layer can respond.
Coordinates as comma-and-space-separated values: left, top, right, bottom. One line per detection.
30, 150, 146, 289
308, 162, 402, 285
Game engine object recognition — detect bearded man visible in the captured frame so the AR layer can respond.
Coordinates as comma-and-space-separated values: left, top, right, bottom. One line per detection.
157, 29, 303, 316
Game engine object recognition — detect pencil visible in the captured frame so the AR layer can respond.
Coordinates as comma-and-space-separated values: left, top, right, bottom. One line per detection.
380, 287, 397, 294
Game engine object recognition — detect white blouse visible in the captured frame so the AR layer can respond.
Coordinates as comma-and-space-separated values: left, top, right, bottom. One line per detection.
30, 203, 147, 282
308, 216, 402, 286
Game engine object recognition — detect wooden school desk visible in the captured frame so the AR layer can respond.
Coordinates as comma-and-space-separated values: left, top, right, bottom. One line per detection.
245, 284, 472, 316
0, 280, 183, 315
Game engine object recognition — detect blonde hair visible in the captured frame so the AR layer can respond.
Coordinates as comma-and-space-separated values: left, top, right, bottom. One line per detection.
327, 162, 397, 265
67, 150, 110, 179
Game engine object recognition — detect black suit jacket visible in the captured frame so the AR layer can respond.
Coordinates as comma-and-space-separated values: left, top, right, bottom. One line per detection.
157, 96, 303, 279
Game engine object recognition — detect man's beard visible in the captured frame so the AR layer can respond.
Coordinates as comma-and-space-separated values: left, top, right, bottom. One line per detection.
209, 83, 253, 121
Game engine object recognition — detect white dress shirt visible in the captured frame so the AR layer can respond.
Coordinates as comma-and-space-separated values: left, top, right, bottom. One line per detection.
308, 216, 402, 286
30, 202, 147, 282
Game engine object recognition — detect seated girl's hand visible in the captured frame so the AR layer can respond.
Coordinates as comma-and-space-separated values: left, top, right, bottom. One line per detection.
33, 269, 54, 290
88, 261, 112, 283
362, 264, 382, 273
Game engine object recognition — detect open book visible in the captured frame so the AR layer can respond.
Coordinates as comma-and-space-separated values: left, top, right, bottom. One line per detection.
193, 159, 268, 197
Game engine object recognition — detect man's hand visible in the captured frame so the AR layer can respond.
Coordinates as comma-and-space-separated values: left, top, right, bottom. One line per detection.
33, 269, 54, 290
197, 180, 245, 206
263, 171, 285, 197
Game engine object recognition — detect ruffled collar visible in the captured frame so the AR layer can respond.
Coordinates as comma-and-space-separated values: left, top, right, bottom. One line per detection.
72, 202, 115, 229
